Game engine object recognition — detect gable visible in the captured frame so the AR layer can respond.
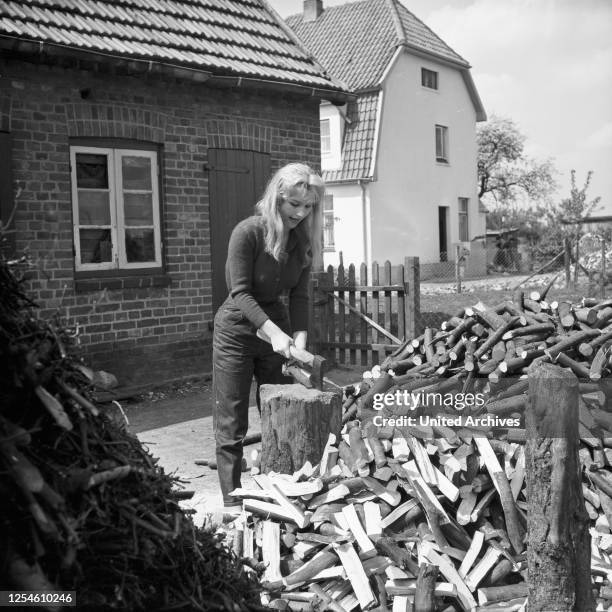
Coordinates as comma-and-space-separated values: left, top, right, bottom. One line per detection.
287, 0, 469, 91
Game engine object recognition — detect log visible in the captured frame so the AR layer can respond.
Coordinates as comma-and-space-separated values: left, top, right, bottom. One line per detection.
259, 384, 342, 474
525, 362, 594, 611
414, 562, 438, 612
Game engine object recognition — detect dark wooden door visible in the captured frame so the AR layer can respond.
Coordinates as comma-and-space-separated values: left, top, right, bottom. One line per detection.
0, 132, 14, 255
438, 205, 449, 262
207, 149, 270, 314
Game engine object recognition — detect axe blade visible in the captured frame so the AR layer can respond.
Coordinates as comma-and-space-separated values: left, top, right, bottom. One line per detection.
310, 355, 328, 390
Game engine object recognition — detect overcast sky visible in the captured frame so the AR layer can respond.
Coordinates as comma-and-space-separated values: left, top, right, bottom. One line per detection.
268, 0, 612, 213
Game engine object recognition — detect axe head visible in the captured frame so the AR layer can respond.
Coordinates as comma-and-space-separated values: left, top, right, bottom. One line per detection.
282, 353, 329, 390
309, 354, 328, 390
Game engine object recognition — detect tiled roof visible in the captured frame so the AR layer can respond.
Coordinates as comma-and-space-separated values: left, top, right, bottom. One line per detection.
323, 91, 378, 183
0, 0, 346, 93
287, 0, 468, 91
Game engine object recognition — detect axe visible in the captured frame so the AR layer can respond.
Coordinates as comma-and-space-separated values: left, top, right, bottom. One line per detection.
256, 329, 335, 390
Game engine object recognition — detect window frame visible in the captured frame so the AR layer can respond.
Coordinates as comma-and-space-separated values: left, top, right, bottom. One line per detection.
458, 197, 469, 242
322, 194, 335, 251
320, 118, 331, 156
435, 125, 449, 164
421, 68, 438, 90
70, 144, 163, 274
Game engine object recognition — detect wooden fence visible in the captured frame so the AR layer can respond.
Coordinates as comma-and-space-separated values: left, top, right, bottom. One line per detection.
309, 257, 420, 367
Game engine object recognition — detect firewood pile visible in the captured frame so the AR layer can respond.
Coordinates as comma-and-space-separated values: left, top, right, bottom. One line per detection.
232, 285, 612, 611
0, 258, 264, 611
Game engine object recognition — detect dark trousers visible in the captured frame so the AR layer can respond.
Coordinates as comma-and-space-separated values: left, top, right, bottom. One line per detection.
212, 300, 291, 506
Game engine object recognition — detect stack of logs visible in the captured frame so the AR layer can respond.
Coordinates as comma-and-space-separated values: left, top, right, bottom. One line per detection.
229, 290, 612, 611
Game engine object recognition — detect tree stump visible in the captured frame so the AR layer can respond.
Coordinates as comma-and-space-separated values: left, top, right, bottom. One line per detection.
259, 384, 342, 475
526, 362, 594, 611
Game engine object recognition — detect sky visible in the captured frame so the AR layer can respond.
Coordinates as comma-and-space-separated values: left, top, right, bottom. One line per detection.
268, 0, 612, 213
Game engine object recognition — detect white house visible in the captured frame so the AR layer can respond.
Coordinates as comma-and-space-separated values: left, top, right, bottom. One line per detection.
287, 0, 488, 271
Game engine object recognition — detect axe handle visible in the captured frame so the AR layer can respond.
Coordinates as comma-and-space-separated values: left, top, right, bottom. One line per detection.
256, 328, 315, 368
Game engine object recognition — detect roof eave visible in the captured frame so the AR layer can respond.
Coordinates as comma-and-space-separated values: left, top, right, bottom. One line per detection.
400, 42, 471, 70
324, 175, 373, 185
0, 36, 352, 104
460, 69, 487, 122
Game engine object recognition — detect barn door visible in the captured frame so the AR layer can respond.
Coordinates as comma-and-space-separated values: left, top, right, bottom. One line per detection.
207, 149, 270, 314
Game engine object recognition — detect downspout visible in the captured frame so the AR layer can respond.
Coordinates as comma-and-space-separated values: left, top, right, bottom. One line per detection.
359, 179, 371, 267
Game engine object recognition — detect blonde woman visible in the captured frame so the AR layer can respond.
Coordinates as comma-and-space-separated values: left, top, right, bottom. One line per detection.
212, 162, 325, 510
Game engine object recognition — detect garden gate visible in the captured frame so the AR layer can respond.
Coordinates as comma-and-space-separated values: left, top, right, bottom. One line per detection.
309, 257, 420, 367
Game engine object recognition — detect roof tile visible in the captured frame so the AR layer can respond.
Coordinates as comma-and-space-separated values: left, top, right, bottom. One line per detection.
0, 0, 345, 92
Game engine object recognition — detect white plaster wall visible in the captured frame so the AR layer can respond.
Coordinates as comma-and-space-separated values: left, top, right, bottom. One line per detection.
369, 51, 482, 265
322, 182, 367, 268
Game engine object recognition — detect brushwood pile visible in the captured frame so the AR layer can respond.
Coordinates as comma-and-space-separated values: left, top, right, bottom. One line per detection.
0, 257, 265, 611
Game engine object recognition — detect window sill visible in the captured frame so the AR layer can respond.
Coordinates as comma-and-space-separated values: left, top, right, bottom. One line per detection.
74, 273, 172, 293
323, 247, 336, 253
436, 160, 450, 166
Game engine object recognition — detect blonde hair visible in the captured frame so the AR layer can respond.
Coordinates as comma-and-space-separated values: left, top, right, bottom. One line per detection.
256, 162, 325, 264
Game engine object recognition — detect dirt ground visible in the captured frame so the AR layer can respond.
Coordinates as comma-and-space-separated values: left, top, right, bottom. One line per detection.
113, 365, 361, 524
122, 364, 361, 434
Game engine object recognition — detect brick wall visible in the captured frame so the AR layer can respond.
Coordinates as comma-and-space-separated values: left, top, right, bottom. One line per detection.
0, 59, 322, 386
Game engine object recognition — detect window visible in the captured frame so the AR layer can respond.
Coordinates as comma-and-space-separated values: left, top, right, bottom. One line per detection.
320, 119, 331, 156
421, 68, 438, 90
70, 146, 161, 272
322, 194, 335, 250
435, 125, 449, 163
458, 197, 469, 242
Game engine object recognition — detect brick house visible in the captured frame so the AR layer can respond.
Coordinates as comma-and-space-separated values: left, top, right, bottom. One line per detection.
0, 0, 347, 387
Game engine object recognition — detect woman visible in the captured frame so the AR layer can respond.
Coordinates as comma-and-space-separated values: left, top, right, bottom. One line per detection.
212, 162, 325, 510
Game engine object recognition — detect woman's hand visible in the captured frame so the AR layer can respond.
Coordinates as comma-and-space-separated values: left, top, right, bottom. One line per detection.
293, 330, 307, 351
260, 320, 294, 359
270, 330, 294, 359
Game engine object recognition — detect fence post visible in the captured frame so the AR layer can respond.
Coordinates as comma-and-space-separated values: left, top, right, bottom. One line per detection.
308, 274, 319, 355
601, 235, 606, 299
455, 244, 462, 294
526, 362, 593, 611
403, 256, 420, 338
564, 237, 571, 289
574, 235, 580, 289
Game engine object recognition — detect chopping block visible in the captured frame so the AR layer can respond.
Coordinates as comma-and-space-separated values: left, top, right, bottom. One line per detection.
259, 383, 342, 475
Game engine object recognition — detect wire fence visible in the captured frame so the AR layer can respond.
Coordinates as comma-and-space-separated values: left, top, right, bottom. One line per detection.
418, 234, 611, 298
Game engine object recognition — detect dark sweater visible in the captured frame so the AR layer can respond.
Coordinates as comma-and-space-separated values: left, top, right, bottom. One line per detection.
224, 216, 310, 332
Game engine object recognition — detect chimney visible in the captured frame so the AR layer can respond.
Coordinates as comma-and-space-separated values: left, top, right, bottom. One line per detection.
303, 0, 323, 21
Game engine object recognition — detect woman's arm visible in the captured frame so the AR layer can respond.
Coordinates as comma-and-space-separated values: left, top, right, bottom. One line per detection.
226, 221, 271, 329
227, 220, 293, 357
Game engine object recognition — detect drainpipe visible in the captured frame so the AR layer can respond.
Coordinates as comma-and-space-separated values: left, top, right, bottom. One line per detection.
359, 179, 371, 267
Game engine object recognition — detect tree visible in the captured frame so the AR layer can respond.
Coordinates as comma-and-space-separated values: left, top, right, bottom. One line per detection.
554, 169, 602, 230
477, 116, 557, 206
541, 170, 603, 281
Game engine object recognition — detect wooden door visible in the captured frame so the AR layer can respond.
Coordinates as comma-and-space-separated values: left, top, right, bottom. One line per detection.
0, 132, 14, 255
438, 205, 449, 262
207, 149, 270, 314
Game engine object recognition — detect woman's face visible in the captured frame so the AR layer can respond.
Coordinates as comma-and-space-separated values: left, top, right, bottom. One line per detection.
279, 186, 316, 230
